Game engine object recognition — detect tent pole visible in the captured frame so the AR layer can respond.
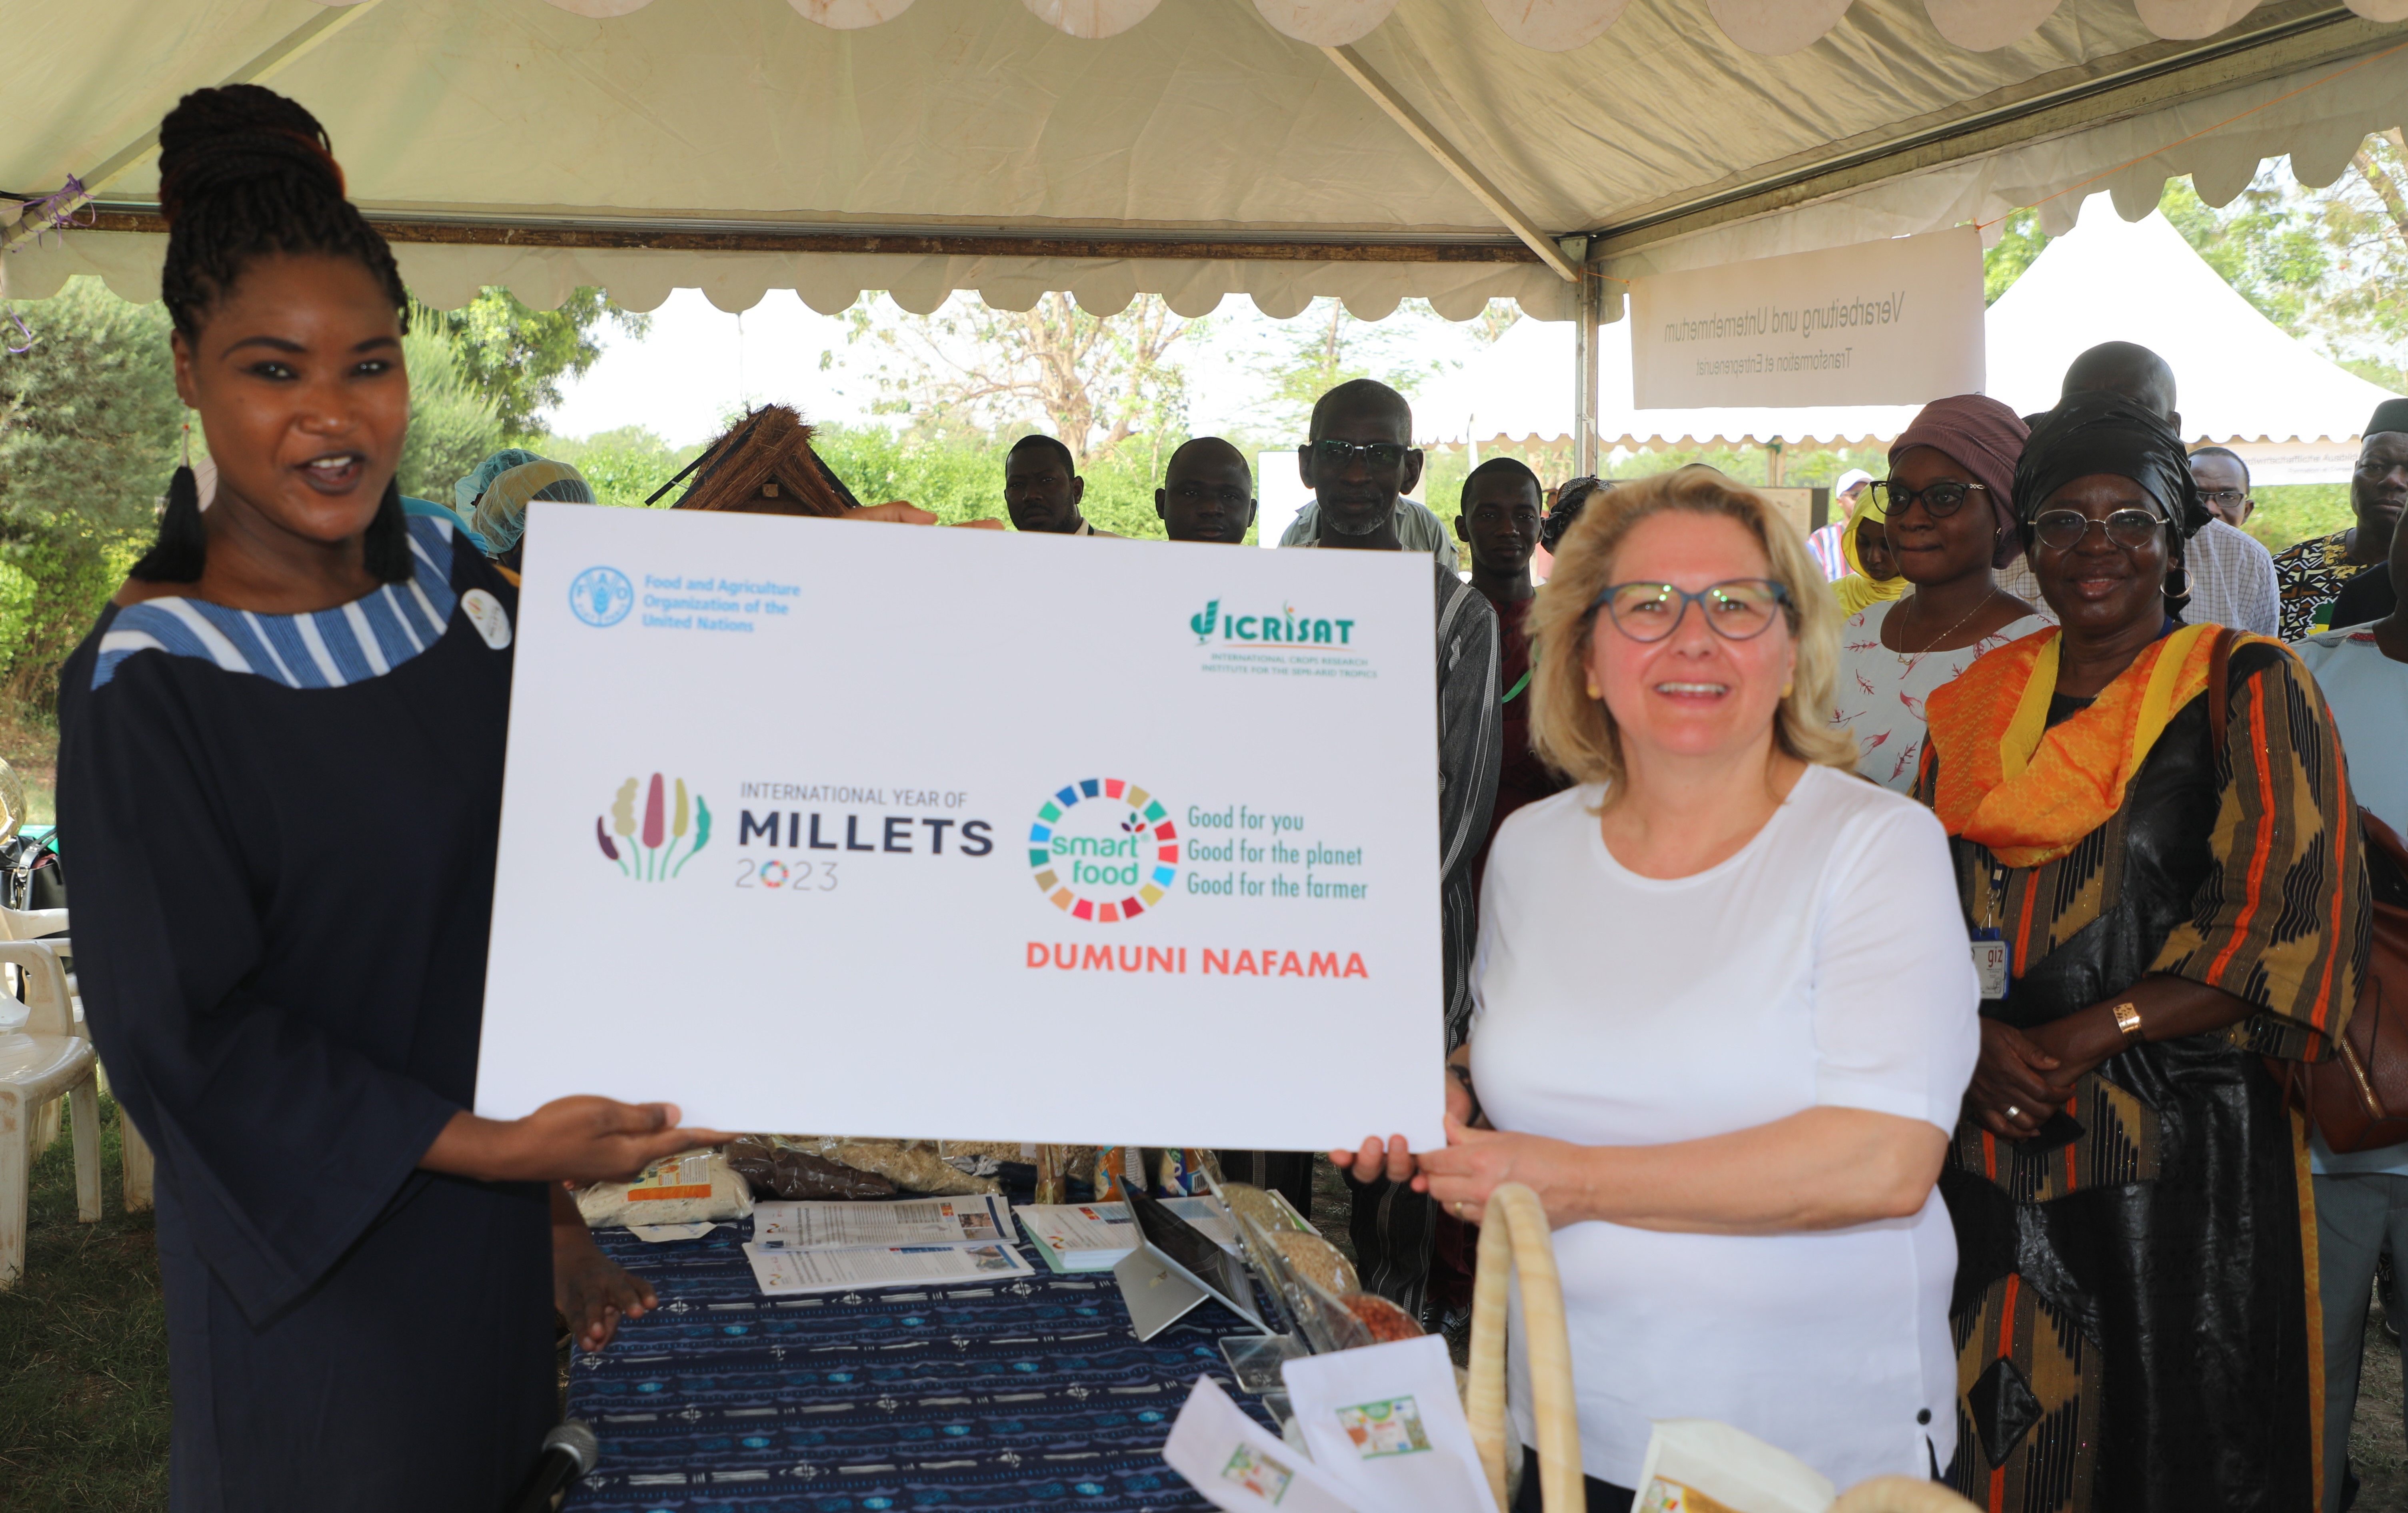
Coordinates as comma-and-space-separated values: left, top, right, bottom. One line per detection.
1574, 265, 1600, 477
1, 0, 383, 255
1319, 46, 1578, 284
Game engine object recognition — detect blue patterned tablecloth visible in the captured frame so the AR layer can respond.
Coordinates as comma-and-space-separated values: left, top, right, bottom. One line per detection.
566, 1223, 1274, 1513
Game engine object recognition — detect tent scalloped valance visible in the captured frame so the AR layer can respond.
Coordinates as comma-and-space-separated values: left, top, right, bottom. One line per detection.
485, 0, 2408, 56
0, 228, 1575, 324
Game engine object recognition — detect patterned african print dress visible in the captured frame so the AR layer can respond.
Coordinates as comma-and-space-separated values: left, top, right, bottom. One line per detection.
1915, 624, 2366, 1513
2272, 529, 2375, 642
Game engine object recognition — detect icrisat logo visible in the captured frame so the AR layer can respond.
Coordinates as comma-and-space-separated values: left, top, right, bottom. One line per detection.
1029, 778, 1177, 922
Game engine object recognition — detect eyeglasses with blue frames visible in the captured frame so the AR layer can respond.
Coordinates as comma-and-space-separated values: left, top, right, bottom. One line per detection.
1590, 579, 1791, 642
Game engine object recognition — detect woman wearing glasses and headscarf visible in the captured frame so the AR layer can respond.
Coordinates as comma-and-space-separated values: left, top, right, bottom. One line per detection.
1833, 395, 2043, 792
1337, 469, 1980, 1505
1916, 392, 2367, 1512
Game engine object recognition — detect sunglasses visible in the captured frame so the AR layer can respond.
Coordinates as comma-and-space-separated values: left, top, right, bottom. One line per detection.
2030, 508, 2169, 552
1591, 579, 1791, 643
1870, 479, 1987, 518
1309, 438, 1412, 469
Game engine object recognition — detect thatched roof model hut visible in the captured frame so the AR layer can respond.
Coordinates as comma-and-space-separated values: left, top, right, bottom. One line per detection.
659, 404, 861, 517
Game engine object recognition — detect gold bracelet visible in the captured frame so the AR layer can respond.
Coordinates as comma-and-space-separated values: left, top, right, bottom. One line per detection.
2112, 1001, 2144, 1041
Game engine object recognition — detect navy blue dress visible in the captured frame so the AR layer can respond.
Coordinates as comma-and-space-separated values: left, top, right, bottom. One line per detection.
56, 517, 554, 1511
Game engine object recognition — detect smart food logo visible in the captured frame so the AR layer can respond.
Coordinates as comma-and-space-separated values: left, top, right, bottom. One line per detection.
1029, 778, 1178, 923
570, 565, 635, 627
596, 772, 713, 880
1190, 599, 1357, 647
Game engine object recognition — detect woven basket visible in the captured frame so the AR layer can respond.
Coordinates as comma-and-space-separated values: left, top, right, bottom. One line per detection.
1462, 1182, 1979, 1513
1465, 1183, 1579, 1513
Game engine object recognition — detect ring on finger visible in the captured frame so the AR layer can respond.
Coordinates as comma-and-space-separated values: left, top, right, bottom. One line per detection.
2006, 1104, 2022, 1120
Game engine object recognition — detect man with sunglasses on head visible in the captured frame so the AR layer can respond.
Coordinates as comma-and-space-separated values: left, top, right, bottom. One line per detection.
1292, 378, 1501, 1326
2005, 342, 2276, 635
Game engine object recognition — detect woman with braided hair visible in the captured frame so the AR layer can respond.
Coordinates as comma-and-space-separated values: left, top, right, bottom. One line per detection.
54, 86, 731, 1509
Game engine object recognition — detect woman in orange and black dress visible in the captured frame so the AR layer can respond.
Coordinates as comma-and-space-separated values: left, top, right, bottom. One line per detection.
1918, 392, 2366, 1511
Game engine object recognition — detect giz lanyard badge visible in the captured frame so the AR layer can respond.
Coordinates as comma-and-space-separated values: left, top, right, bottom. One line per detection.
1972, 858, 2012, 1001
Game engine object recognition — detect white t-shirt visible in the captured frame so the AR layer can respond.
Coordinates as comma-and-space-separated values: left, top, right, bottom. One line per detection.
2292, 624, 2408, 1177
1470, 764, 1979, 1490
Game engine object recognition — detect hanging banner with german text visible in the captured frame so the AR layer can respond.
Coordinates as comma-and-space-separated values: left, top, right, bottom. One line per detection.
1630, 226, 1984, 410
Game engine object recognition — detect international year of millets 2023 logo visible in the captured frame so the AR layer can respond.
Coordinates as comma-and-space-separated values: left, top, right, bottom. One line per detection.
596, 773, 713, 880
1030, 778, 1179, 923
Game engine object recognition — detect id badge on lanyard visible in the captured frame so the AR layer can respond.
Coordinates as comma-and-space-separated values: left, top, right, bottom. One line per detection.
1971, 927, 2008, 1000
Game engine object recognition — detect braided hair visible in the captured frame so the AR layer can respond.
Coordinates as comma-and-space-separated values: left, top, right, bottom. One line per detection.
133, 84, 413, 585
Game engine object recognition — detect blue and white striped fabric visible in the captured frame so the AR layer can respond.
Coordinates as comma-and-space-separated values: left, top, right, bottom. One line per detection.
94, 516, 461, 691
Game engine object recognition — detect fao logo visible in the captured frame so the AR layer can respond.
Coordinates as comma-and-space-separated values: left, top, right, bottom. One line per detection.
569, 566, 634, 627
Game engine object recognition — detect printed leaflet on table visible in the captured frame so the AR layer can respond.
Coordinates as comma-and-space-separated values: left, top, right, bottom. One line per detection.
752, 1195, 1014, 1250
742, 1240, 1035, 1296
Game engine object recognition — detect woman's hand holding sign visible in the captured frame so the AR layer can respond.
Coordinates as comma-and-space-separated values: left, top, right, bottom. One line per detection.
422, 1097, 733, 1185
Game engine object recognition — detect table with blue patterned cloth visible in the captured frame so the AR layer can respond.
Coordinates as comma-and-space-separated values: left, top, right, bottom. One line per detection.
565, 1222, 1276, 1513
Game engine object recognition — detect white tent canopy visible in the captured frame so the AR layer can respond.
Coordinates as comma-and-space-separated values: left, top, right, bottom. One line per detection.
1415, 191, 2400, 470
6, 0, 2408, 330
1983, 194, 2396, 441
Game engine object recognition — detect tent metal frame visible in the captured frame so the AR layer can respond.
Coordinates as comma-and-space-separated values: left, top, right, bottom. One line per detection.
11, 0, 2400, 467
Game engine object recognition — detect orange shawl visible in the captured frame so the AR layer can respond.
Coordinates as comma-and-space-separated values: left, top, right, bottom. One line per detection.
1924, 623, 2263, 868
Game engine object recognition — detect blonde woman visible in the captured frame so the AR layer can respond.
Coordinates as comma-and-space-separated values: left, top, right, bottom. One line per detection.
1337, 470, 1979, 1507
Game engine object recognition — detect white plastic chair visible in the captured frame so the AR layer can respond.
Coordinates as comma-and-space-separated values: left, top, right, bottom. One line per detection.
0, 910, 149, 1213
0, 939, 101, 1287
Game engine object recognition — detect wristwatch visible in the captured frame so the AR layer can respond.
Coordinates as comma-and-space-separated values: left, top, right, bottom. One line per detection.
2112, 1001, 2144, 1041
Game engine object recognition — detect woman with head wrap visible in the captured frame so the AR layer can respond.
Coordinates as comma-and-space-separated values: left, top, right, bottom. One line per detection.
1828, 485, 1904, 618
468, 455, 595, 576
1913, 391, 2366, 1511
1832, 395, 2047, 792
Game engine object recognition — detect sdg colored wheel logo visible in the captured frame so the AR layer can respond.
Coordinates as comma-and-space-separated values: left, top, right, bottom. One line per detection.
1030, 778, 1178, 923
570, 565, 635, 627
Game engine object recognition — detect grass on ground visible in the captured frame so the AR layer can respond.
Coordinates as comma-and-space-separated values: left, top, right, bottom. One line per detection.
0, 1094, 168, 1511
0, 700, 58, 827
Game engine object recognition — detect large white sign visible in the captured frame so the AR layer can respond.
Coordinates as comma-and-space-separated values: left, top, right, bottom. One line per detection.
1631, 226, 1984, 410
475, 506, 1446, 1152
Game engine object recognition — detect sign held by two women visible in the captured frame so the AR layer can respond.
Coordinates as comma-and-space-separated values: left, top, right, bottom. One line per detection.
1630, 226, 1985, 411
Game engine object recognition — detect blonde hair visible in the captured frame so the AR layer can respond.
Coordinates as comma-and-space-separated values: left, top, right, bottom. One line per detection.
1527, 469, 1856, 798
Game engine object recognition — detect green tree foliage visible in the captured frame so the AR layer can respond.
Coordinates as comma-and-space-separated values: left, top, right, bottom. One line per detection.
1243, 297, 1510, 437
526, 425, 706, 505
396, 325, 503, 503
845, 293, 1193, 471
416, 287, 649, 438
811, 422, 1173, 537
0, 276, 179, 704
1982, 210, 2048, 304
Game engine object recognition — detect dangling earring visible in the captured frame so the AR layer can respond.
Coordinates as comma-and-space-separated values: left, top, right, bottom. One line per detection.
129, 419, 207, 583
